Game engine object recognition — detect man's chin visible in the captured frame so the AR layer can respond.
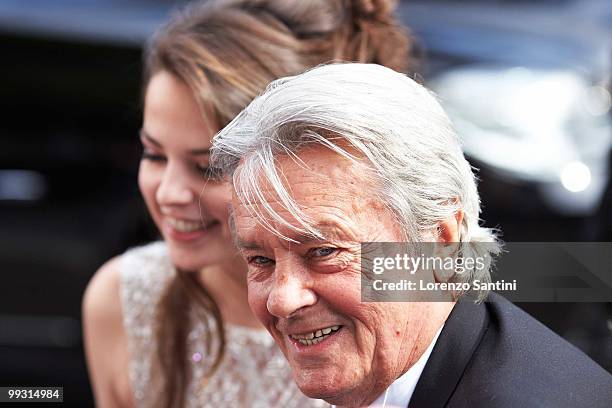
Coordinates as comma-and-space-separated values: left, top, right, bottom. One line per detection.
294, 374, 362, 407
300, 389, 366, 408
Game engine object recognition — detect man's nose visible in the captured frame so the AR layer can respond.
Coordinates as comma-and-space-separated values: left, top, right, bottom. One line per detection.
266, 262, 316, 319
156, 162, 195, 206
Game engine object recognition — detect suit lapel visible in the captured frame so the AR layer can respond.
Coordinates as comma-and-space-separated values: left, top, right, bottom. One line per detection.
409, 297, 489, 408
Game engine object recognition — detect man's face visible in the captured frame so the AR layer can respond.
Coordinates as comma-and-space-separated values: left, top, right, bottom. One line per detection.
232, 147, 446, 406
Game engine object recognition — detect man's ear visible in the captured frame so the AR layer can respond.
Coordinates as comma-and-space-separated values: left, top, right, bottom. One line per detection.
433, 210, 464, 284
437, 209, 464, 243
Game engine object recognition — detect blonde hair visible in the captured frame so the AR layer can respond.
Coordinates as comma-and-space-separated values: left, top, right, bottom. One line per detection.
144, 0, 415, 126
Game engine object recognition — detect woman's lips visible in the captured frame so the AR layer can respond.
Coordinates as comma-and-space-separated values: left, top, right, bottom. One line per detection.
167, 217, 205, 232
163, 217, 220, 242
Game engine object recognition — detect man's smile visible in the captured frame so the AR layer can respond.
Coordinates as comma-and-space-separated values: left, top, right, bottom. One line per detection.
288, 325, 343, 346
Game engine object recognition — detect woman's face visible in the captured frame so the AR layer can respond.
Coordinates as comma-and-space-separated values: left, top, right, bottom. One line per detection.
139, 71, 237, 271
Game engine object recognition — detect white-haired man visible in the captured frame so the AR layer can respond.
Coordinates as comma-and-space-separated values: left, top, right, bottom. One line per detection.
211, 63, 612, 407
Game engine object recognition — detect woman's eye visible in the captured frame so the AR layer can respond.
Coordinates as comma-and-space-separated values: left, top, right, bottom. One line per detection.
141, 151, 166, 162
310, 247, 337, 258
198, 166, 223, 180
248, 256, 274, 267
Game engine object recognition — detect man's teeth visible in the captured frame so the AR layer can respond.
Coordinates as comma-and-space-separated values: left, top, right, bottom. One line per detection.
167, 218, 205, 232
290, 325, 341, 346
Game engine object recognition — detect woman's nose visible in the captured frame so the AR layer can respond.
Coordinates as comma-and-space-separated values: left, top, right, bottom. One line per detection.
155, 162, 195, 206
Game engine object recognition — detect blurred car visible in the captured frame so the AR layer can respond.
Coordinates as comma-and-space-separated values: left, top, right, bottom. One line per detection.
399, 0, 612, 217
432, 66, 610, 215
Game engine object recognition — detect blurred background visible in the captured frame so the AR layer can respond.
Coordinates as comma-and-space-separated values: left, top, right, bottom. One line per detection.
0, 0, 610, 406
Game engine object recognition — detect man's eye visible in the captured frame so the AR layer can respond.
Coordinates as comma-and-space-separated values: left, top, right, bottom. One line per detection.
310, 247, 337, 258
248, 256, 274, 267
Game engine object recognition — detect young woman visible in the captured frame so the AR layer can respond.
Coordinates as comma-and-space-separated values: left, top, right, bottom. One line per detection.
83, 1, 414, 407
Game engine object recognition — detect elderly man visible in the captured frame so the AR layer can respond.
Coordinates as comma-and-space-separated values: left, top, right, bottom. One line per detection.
211, 64, 612, 407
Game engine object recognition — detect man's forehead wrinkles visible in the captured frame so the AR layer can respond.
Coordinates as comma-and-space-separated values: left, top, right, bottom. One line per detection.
243, 182, 332, 206
232, 203, 265, 249
231, 149, 369, 250
237, 219, 355, 249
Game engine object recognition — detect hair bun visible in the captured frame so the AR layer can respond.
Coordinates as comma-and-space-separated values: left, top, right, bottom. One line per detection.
344, 0, 414, 74
226, 0, 414, 74
350, 0, 397, 22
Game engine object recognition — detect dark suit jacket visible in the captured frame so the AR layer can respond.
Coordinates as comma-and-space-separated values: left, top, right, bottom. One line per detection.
410, 293, 612, 407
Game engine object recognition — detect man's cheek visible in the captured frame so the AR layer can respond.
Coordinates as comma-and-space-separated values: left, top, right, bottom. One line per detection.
247, 283, 271, 322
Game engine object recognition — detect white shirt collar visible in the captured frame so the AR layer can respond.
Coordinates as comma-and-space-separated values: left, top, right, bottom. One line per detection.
369, 325, 444, 408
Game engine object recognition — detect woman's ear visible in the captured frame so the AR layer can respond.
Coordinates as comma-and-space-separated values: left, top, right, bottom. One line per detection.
437, 209, 464, 243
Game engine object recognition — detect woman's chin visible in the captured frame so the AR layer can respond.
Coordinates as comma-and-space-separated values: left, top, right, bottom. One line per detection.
166, 240, 233, 271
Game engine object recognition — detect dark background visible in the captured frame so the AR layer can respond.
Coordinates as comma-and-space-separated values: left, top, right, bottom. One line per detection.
0, 1, 610, 406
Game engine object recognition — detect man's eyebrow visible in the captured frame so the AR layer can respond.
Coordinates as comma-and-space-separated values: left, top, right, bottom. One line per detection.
300, 220, 354, 243
236, 240, 263, 250
140, 128, 210, 155
230, 215, 352, 250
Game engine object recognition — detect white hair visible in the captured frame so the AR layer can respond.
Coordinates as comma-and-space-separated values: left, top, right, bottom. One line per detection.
211, 63, 501, 299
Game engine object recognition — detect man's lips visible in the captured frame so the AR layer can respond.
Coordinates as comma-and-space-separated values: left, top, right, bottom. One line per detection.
287, 325, 343, 346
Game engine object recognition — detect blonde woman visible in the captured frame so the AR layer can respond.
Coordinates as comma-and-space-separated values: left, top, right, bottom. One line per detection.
83, 1, 414, 406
